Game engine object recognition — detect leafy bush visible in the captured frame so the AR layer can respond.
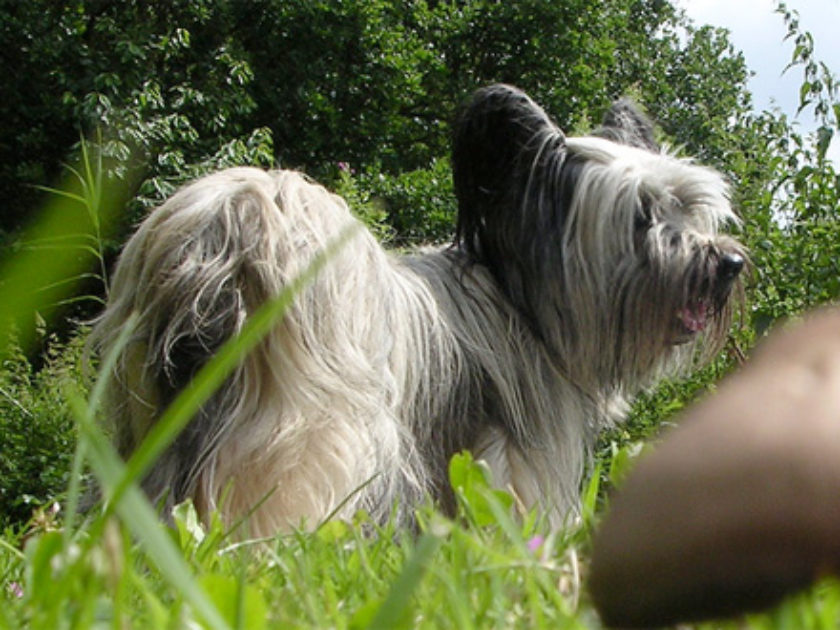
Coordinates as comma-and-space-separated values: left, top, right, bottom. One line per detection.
1, 1, 764, 234
356, 158, 456, 246
0, 331, 86, 529
0, 2, 263, 231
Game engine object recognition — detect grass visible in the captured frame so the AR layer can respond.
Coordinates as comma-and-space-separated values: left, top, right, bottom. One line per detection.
2, 143, 840, 629
4, 438, 840, 630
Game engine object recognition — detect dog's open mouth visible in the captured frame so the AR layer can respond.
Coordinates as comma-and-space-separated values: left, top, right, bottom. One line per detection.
679, 301, 708, 333
674, 300, 709, 343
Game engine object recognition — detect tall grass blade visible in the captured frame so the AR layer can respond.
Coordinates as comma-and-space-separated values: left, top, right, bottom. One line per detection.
364, 532, 442, 630
64, 312, 141, 543
0, 139, 130, 356
71, 395, 231, 630
61, 312, 230, 629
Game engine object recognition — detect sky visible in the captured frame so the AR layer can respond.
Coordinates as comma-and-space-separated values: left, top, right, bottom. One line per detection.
676, 0, 840, 163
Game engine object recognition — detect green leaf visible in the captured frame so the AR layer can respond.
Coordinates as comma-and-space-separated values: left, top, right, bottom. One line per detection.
606, 442, 645, 490
131, 572, 171, 629
448, 451, 514, 527
448, 451, 491, 492
0, 142, 128, 357
199, 574, 268, 630
816, 126, 833, 161
349, 599, 382, 629
173, 499, 207, 549
798, 81, 812, 112
580, 460, 602, 519
315, 518, 351, 544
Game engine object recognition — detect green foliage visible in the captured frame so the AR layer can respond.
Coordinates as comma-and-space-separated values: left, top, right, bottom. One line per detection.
1, 466, 587, 629
359, 159, 456, 246
236, 0, 448, 175
4, 439, 840, 629
0, 0, 272, 231
0, 332, 82, 529
234, 0, 756, 185
734, 4, 840, 333
1, 0, 761, 241
0, 137, 135, 347
1, 1, 840, 627
332, 166, 393, 243
32, 135, 114, 304
778, 2, 839, 161
332, 159, 456, 247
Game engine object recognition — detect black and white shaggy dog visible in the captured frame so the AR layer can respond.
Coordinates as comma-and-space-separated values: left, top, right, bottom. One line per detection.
91, 85, 746, 535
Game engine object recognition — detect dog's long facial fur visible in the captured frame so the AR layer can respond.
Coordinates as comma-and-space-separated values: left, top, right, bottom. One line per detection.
91, 84, 745, 535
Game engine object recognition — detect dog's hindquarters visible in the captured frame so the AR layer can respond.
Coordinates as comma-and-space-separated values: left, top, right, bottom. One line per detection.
92, 168, 439, 534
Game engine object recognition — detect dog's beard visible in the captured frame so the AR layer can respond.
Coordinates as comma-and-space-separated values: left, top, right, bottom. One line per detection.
611, 239, 744, 384
673, 250, 745, 343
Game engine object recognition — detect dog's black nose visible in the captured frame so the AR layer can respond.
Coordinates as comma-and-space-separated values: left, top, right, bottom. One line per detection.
718, 253, 745, 282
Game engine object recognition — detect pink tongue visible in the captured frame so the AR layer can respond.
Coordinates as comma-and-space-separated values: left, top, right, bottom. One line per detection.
679, 302, 707, 332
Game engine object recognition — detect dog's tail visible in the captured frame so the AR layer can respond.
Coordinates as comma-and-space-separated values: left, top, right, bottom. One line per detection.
90, 168, 427, 532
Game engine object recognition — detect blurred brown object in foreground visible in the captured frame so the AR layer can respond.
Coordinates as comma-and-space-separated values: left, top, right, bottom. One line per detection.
589, 307, 840, 627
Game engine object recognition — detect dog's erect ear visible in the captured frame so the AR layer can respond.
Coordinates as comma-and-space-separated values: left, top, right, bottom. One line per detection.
595, 99, 659, 152
452, 84, 569, 338
452, 84, 566, 262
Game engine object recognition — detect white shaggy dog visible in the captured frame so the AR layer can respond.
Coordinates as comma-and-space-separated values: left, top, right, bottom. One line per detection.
91, 85, 745, 535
